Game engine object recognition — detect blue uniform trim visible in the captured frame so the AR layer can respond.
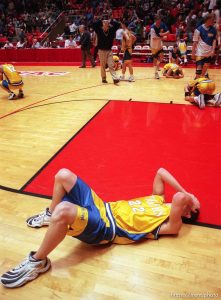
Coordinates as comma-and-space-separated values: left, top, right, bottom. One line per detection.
151, 23, 168, 37
62, 177, 115, 244
197, 25, 217, 46
2, 80, 9, 89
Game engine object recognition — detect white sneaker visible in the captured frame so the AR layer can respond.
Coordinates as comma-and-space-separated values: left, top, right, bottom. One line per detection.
119, 75, 125, 80
155, 72, 160, 79
196, 94, 205, 109
8, 92, 16, 100
1, 251, 51, 288
26, 208, 51, 228
215, 61, 219, 66
213, 93, 221, 107
128, 76, 135, 82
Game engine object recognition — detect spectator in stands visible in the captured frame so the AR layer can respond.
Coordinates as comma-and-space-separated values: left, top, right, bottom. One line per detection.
89, 27, 98, 63
79, 25, 95, 68
134, 19, 144, 43
32, 38, 41, 49
2, 39, 14, 49
42, 38, 51, 48
168, 44, 182, 64
16, 38, 26, 49
115, 27, 124, 47
177, 33, 188, 64
69, 20, 78, 35
64, 22, 71, 38
92, 17, 120, 84
150, 15, 169, 79
64, 35, 77, 48
192, 14, 217, 79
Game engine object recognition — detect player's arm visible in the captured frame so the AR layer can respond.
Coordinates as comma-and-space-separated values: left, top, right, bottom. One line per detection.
212, 38, 217, 56
152, 168, 187, 197
165, 68, 173, 78
158, 192, 194, 235
192, 29, 199, 59
184, 83, 194, 102
178, 69, 184, 78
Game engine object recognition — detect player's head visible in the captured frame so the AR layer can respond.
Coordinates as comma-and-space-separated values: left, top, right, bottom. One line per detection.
121, 20, 129, 29
197, 79, 215, 95
182, 209, 200, 224
113, 55, 119, 63
203, 13, 215, 26
79, 25, 85, 33
173, 68, 181, 77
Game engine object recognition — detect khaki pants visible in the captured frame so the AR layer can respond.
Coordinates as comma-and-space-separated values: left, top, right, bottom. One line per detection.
98, 50, 118, 81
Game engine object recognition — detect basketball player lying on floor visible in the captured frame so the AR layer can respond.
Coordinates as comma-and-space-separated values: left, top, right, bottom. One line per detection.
1, 167, 200, 288
184, 77, 221, 109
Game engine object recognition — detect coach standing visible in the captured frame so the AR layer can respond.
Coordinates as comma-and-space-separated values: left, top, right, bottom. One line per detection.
79, 25, 96, 68
92, 17, 120, 84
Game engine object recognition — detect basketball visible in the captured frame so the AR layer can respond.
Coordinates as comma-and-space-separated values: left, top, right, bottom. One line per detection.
197, 79, 215, 95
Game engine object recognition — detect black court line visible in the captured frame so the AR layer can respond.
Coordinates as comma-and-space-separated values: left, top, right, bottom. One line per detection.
20, 100, 111, 191
0, 184, 220, 230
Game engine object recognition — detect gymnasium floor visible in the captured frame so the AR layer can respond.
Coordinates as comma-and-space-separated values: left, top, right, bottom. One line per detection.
0, 64, 221, 300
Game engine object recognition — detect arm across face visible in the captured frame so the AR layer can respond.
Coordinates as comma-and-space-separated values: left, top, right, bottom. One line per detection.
152, 168, 200, 235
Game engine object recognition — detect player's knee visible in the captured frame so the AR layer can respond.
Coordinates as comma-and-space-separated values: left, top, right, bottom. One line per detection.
52, 202, 77, 225
55, 168, 76, 183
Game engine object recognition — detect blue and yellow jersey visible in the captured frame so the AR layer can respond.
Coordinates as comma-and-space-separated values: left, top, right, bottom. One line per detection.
193, 24, 217, 58
109, 195, 170, 244
163, 63, 179, 72
63, 177, 171, 245
178, 40, 187, 55
2, 64, 23, 86
65, 178, 115, 245
188, 77, 215, 96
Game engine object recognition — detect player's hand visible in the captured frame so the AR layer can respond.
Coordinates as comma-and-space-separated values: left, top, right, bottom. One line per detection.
186, 193, 200, 212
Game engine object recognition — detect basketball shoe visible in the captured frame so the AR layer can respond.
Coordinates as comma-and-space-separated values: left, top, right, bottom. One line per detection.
155, 72, 160, 79
213, 93, 221, 107
1, 251, 51, 288
26, 208, 51, 228
128, 75, 135, 82
195, 94, 205, 109
8, 92, 16, 100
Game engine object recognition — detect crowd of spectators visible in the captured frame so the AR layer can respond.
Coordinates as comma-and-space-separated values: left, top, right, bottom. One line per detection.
0, 0, 220, 61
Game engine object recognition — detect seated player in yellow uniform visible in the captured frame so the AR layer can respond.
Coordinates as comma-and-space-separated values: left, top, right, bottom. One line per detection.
0, 64, 24, 100
105, 55, 122, 72
1, 167, 200, 288
163, 63, 184, 79
184, 77, 221, 109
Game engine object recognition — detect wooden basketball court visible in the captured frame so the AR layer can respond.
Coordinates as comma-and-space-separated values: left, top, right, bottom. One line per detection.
0, 65, 221, 300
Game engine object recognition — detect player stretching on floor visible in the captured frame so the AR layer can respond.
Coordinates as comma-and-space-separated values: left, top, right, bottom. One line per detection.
0, 64, 24, 100
1, 167, 200, 288
185, 77, 221, 109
